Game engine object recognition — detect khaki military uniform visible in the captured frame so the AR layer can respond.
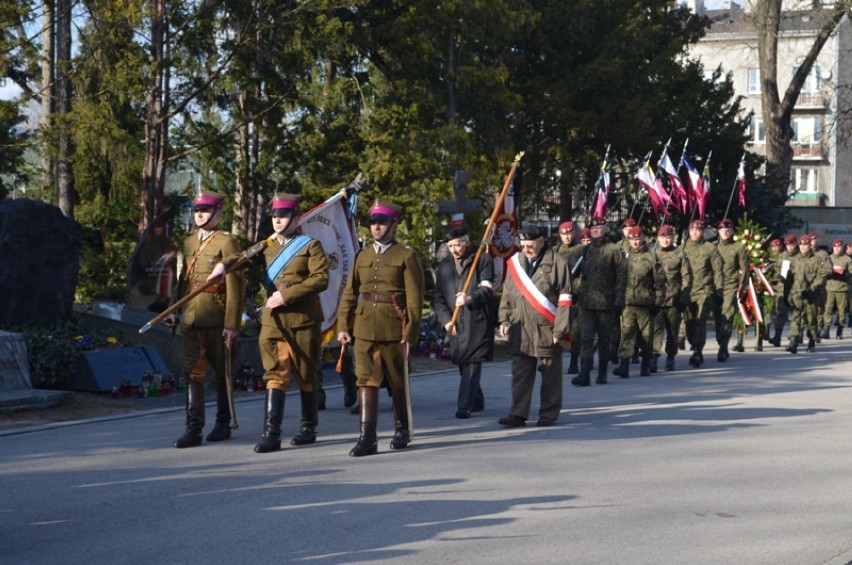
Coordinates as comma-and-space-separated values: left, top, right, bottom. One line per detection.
498, 247, 572, 423
177, 230, 245, 385
337, 242, 425, 391
246, 236, 329, 391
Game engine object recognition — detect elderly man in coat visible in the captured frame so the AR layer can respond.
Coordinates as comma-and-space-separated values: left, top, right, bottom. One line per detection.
433, 226, 497, 419
497, 226, 573, 427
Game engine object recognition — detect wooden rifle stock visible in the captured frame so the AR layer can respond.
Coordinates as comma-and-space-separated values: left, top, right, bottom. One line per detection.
138, 235, 275, 334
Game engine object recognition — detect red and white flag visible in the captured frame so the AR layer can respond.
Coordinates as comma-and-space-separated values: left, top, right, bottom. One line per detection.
635, 157, 671, 217
737, 157, 747, 208
661, 151, 688, 214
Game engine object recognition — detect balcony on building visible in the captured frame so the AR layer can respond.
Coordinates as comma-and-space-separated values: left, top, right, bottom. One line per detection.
792, 142, 825, 161
794, 93, 826, 110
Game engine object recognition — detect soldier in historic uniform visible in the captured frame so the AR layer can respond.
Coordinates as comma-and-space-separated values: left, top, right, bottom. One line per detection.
822, 238, 852, 339
167, 191, 245, 449
652, 224, 692, 371
432, 226, 496, 419
209, 194, 329, 452
496, 226, 572, 427
337, 201, 425, 456
682, 219, 723, 367
612, 226, 665, 378
571, 218, 626, 386
714, 218, 750, 359
786, 234, 831, 353
555, 220, 584, 374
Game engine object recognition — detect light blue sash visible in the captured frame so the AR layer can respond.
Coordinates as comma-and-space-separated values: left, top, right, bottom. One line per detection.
264, 234, 312, 290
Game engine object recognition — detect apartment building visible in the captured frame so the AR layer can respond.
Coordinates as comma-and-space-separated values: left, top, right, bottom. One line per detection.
687, 0, 852, 206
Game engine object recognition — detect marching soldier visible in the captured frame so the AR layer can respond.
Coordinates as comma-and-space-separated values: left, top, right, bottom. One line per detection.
822, 239, 852, 339
653, 224, 692, 371
555, 221, 583, 374
167, 191, 245, 449
337, 201, 425, 456
714, 218, 749, 359
786, 234, 830, 353
612, 226, 665, 378
571, 218, 626, 386
209, 194, 330, 453
682, 219, 723, 367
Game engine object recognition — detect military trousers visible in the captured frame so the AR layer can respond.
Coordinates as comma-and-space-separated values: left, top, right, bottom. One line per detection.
353, 338, 407, 393
182, 323, 234, 385
619, 305, 654, 359
685, 292, 714, 351
713, 288, 738, 346
579, 308, 616, 366
789, 296, 820, 339
259, 324, 318, 392
824, 290, 849, 328
653, 306, 682, 358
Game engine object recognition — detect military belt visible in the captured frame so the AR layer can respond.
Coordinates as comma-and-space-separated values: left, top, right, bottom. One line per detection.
189, 282, 226, 294
360, 292, 399, 304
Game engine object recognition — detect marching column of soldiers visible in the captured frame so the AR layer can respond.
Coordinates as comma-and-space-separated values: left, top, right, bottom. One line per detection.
165, 189, 852, 453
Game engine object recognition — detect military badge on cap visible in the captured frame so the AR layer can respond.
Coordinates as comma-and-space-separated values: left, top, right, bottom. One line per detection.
558, 221, 575, 234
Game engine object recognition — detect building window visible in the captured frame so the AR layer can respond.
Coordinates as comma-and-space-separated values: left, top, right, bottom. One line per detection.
794, 65, 821, 94
793, 168, 818, 193
747, 68, 760, 94
792, 117, 821, 143
749, 116, 765, 143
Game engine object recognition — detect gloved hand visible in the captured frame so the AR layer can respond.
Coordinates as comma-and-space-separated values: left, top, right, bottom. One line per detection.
612, 304, 624, 317
649, 305, 661, 317
713, 290, 724, 304
675, 300, 688, 313
800, 289, 813, 301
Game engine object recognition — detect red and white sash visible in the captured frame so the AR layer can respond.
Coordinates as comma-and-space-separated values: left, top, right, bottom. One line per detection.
507, 254, 572, 324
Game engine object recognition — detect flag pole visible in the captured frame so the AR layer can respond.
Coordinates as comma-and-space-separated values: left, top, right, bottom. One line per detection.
591, 144, 611, 221
723, 152, 746, 220
446, 152, 524, 333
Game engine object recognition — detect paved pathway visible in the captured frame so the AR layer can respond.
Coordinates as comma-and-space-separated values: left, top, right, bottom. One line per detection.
2, 335, 852, 564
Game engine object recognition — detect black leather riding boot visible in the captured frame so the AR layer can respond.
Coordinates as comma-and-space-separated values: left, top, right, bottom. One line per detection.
173, 380, 205, 448
390, 387, 410, 450
350, 387, 378, 457
612, 358, 630, 378
206, 384, 232, 442
254, 388, 284, 453
290, 390, 318, 446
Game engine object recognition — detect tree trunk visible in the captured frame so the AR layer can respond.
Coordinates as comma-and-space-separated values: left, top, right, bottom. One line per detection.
55, 0, 74, 218
40, 0, 55, 198
140, 0, 167, 233
754, 0, 848, 201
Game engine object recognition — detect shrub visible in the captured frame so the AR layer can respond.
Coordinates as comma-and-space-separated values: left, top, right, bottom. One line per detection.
12, 320, 130, 389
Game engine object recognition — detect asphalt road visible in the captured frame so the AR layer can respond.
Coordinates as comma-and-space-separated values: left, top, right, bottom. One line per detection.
2, 334, 852, 565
